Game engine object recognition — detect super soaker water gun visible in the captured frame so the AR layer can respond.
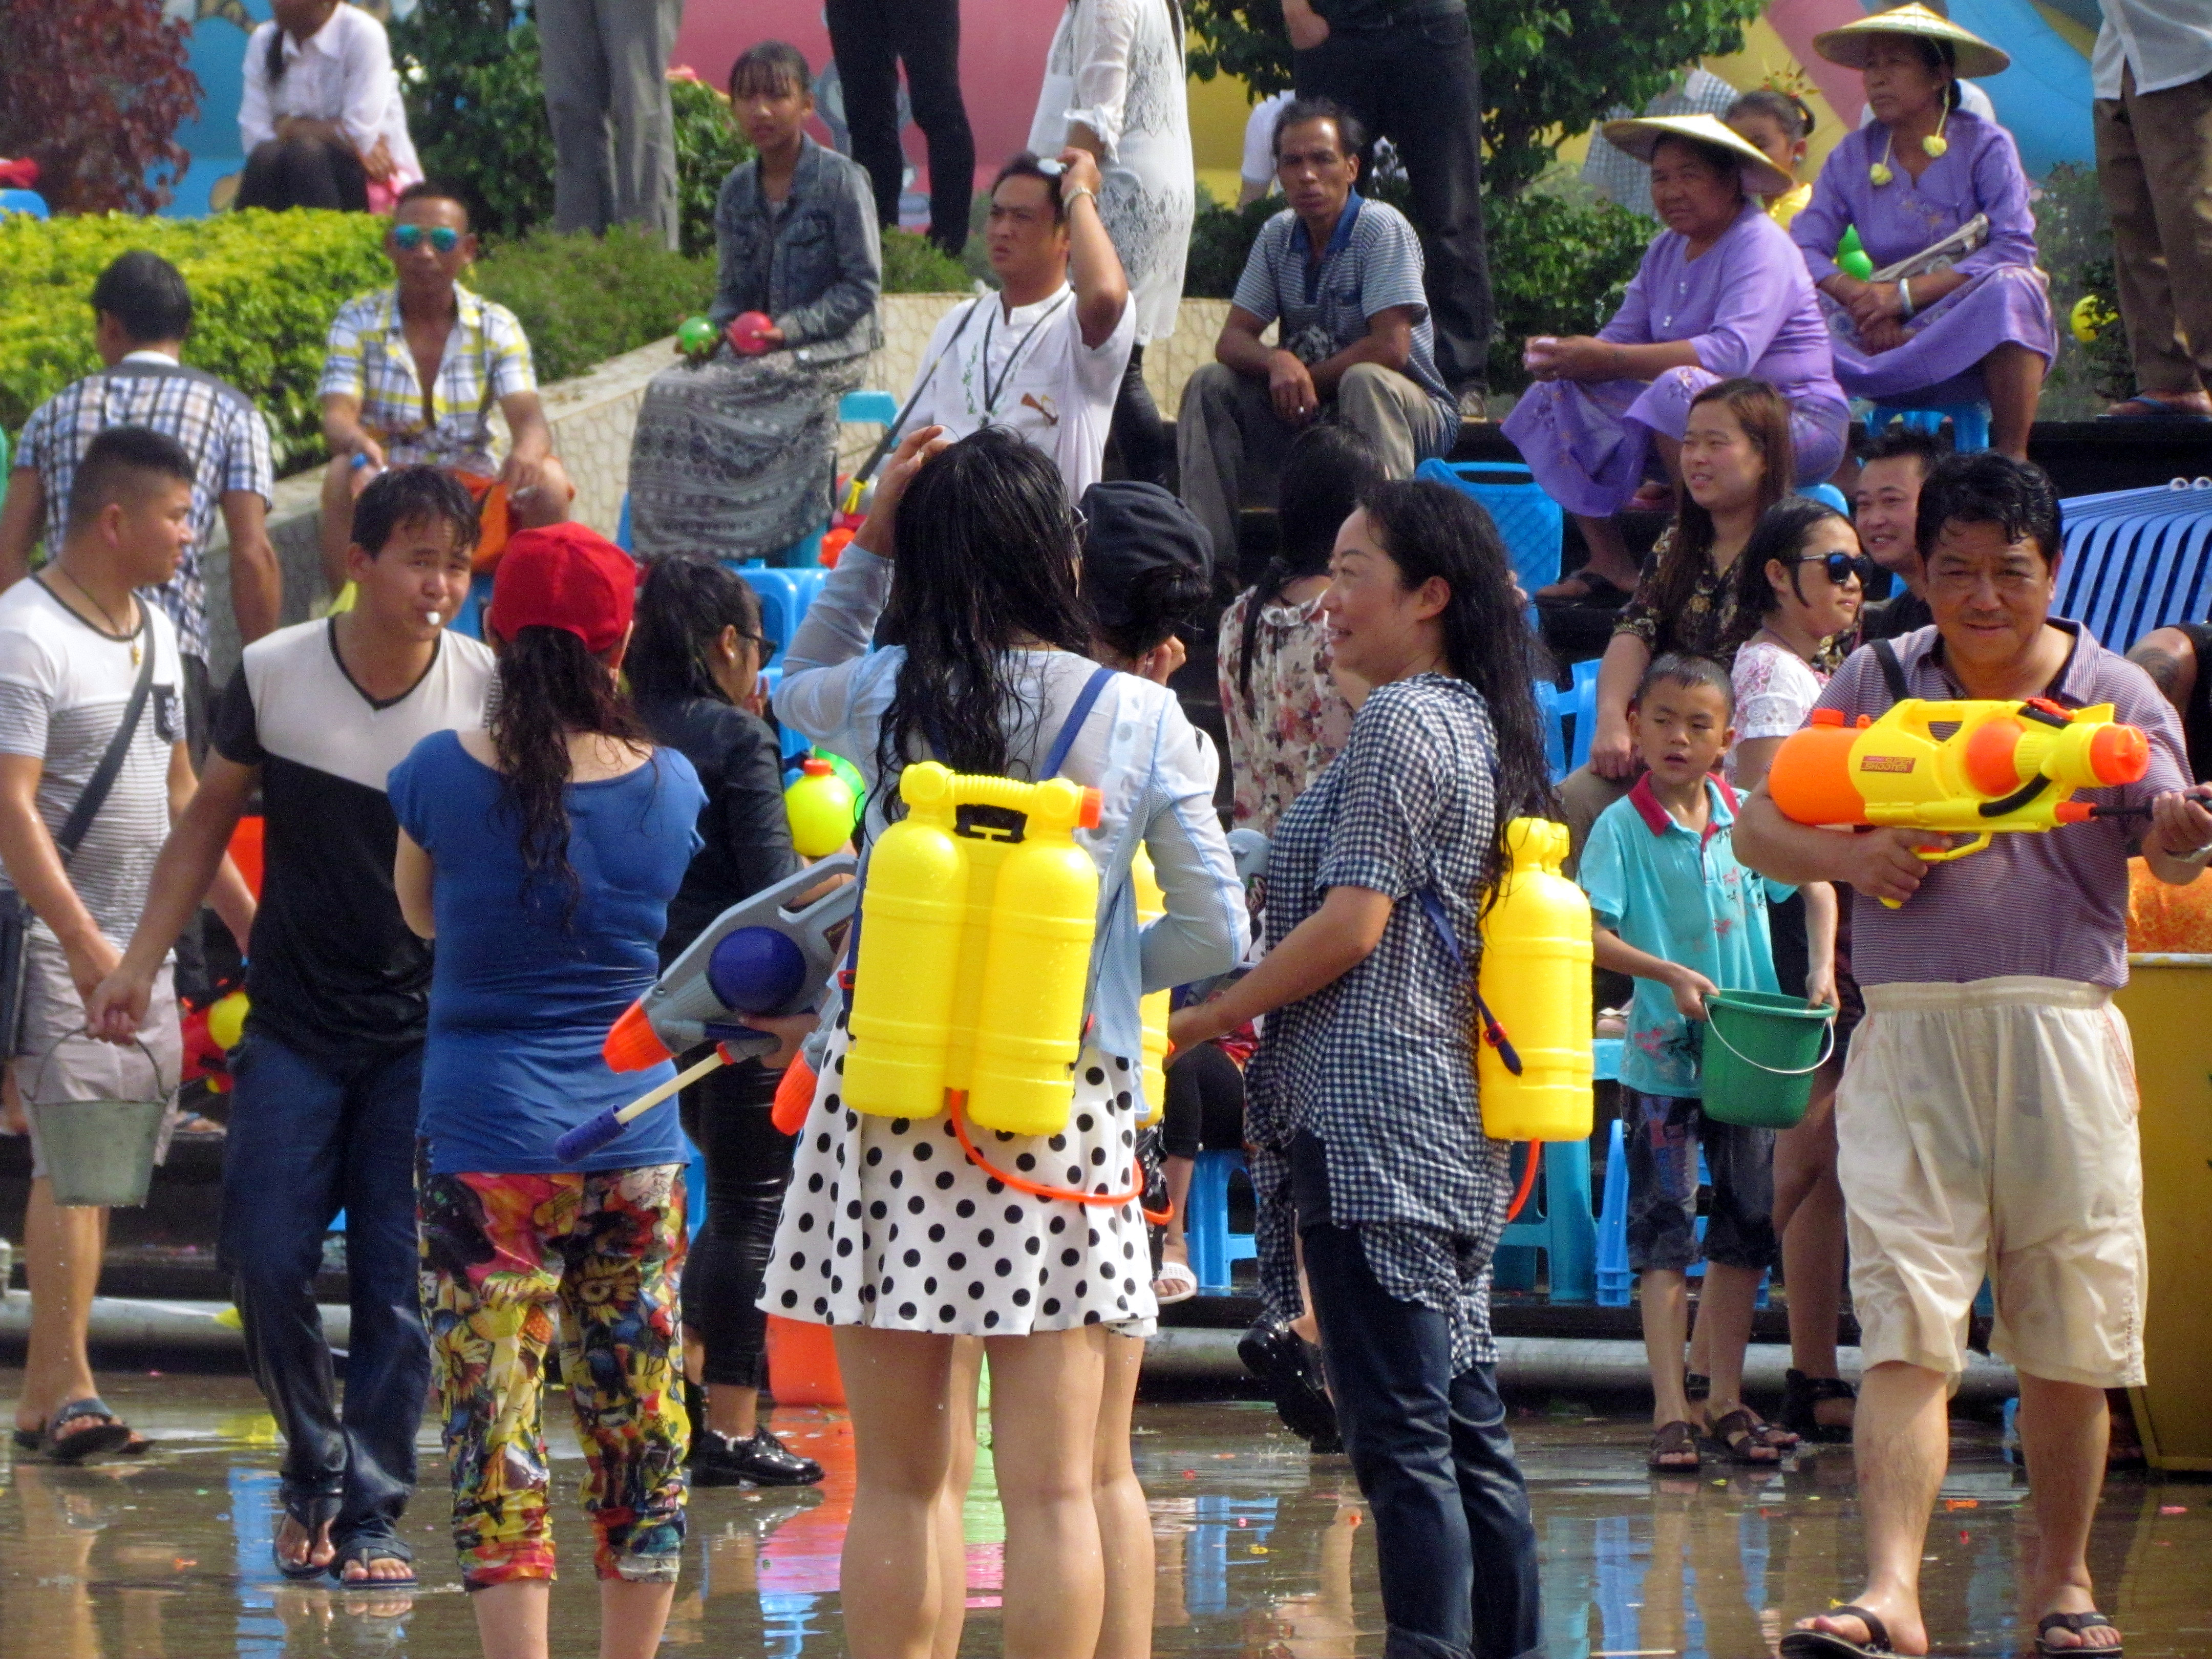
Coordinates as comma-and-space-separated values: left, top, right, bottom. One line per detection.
1768, 697, 2151, 902
554, 855, 858, 1162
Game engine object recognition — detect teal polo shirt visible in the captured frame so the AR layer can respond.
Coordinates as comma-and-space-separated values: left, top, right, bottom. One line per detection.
1578, 774, 1795, 1098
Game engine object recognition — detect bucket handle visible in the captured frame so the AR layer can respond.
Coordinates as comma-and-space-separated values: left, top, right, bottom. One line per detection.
23, 1032, 171, 1111
1702, 1005, 1836, 1079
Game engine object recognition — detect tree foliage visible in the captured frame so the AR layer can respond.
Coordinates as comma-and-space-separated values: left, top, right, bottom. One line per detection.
0, 0, 201, 215
391, 0, 558, 238
1183, 0, 1769, 197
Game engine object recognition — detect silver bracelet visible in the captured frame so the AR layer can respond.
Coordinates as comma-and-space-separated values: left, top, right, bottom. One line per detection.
1897, 278, 1916, 321
1062, 184, 1098, 214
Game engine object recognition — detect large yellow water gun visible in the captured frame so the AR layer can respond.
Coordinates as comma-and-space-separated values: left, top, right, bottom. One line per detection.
1768, 697, 2151, 897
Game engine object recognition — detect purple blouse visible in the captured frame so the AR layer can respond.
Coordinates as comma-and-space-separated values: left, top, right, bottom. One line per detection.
1791, 111, 2038, 285
1600, 201, 1843, 405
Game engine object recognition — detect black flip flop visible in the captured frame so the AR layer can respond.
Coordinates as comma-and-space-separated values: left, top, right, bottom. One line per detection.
1780, 1605, 1895, 1658
331, 1533, 418, 1591
39, 1397, 136, 1464
1535, 569, 1633, 608
274, 1487, 343, 1581
2036, 1610, 2122, 1657
2100, 398, 2212, 423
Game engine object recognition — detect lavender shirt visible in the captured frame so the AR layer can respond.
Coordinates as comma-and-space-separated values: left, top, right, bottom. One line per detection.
1600, 201, 1843, 408
1791, 110, 2037, 285
1812, 623, 2190, 989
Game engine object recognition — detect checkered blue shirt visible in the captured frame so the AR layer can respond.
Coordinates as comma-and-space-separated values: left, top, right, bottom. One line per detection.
1243, 674, 1513, 1372
14, 357, 273, 663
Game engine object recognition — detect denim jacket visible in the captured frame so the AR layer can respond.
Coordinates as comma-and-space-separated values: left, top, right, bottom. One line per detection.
711, 135, 882, 352
773, 549, 1249, 1115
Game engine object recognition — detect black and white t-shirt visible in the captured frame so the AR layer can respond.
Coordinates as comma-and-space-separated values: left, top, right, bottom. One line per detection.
0, 579, 185, 944
212, 619, 493, 1058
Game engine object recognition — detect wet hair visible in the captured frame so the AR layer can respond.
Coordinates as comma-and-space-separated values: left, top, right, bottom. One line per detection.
1238, 424, 1383, 716
1856, 425, 1948, 477
730, 39, 811, 102
1647, 377, 1795, 630
395, 179, 471, 227
90, 250, 192, 344
1088, 561, 1210, 665
488, 625, 647, 926
1732, 497, 1855, 628
1634, 651, 1736, 717
874, 428, 1095, 797
628, 556, 767, 704
1353, 479, 1557, 911
1271, 96, 1367, 161
1726, 87, 1816, 146
65, 426, 195, 530
992, 154, 1067, 221
350, 465, 480, 557
1914, 451, 2063, 569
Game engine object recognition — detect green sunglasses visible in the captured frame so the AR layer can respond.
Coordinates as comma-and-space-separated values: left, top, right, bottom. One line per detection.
394, 224, 460, 253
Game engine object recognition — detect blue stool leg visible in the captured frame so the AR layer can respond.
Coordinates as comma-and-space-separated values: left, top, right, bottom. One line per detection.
1596, 1118, 1631, 1308
1544, 1139, 1597, 1303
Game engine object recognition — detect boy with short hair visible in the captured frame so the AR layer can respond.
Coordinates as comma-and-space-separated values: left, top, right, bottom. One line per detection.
90, 465, 493, 1587
1577, 652, 1834, 1472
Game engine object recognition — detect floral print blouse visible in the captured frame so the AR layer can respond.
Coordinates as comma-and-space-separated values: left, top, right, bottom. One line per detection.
1217, 585, 1355, 834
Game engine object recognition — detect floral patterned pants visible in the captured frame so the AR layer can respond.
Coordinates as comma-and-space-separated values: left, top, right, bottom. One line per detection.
418, 1164, 690, 1588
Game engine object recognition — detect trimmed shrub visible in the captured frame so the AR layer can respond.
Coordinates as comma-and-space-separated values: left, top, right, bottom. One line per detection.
469, 225, 711, 385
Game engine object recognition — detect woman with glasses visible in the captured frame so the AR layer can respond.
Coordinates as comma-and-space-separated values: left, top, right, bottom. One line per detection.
626, 40, 881, 563
626, 558, 825, 1489
1727, 498, 1863, 1445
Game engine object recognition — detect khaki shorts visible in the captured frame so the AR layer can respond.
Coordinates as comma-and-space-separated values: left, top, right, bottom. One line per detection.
14, 931, 181, 1184
1836, 975, 2146, 1388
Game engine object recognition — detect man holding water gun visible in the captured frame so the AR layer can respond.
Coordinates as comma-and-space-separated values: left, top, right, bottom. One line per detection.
1736, 453, 2211, 1659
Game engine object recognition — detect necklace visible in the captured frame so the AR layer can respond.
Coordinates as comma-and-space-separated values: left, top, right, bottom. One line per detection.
48, 566, 141, 665
1869, 106, 1949, 185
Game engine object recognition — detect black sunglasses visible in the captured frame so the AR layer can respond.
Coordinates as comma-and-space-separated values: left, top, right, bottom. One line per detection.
1795, 551, 1875, 586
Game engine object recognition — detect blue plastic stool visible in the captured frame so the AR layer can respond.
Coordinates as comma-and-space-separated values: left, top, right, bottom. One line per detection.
1493, 1139, 1598, 1302
1567, 656, 1602, 773
764, 390, 902, 566
1862, 402, 1991, 454
1186, 1147, 1257, 1296
449, 570, 495, 640
0, 189, 49, 219
1416, 459, 1563, 624
1535, 680, 1567, 782
738, 563, 829, 670
615, 491, 632, 553
1798, 482, 1851, 514
1596, 1118, 1632, 1306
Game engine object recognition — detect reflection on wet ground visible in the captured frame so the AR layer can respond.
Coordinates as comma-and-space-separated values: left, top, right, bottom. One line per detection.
4, 1371, 2208, 1658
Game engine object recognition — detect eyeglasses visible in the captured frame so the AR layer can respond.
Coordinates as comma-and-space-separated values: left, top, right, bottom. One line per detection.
745, 630, 780, 663
393, 225, 460, 253
1796, 551, 1876, 586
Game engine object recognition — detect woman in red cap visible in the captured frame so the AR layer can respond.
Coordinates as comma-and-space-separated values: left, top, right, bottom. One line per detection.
385, 522, 716, 1659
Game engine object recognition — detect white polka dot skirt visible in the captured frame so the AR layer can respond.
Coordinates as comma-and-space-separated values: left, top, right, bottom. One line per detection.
762, 1024, 1158, 1336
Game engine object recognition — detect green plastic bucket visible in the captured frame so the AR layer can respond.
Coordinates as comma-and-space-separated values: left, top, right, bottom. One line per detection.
1701, 990, 1835, 1129
22, 1037, 171, 1208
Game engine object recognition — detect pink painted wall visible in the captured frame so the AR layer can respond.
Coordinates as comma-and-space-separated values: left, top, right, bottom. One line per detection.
672, 0, 1065, 197
1762, 0, 1869, 126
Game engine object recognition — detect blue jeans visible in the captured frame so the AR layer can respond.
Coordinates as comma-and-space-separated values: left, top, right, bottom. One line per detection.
220, 1031, 428, 1543
1292, 1134, 1544, 1659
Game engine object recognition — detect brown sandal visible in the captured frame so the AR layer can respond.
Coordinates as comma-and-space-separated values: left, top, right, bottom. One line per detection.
1706, 1406, 1783, 1464
1648, 1419, 1701, 1471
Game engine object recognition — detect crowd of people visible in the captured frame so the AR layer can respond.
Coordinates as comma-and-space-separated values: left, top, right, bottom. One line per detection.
4, 3, 2212, 1659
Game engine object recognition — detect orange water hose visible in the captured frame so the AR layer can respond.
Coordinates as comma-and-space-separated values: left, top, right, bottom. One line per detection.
947, 1091, 1171, 1225
1502, 1141, 1543, 1226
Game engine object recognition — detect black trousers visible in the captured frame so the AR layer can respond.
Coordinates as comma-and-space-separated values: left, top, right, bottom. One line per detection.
236, 136, 370, 213
1160, 1038, 1245, 1160
824, 0, 975, 257
1293, 8, 1493, 391
678, 1058, 796, 1389
1292, 1133, 1542, 1659
1110, 343, 1171, 487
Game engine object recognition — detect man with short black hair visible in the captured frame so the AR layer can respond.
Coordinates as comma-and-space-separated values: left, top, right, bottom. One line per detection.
91, 464, 494, 1588
1, 428, 256, 1463
1854, 426, 1948, 642
0, 250, 283, 750
1177, 100, 1458, 569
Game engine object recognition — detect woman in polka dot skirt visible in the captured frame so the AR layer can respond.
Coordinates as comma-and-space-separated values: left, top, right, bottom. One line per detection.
762, 426, 1247, 1659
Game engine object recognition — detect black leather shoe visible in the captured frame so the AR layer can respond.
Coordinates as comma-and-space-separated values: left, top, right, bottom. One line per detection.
1237, 1320, 1339, 1447
691, 1427, 825, 1487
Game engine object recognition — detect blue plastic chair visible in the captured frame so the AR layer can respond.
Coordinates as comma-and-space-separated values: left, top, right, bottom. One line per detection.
1567, 656, 1602, 773
2052, 481, 2212, 651
1534, 680, 1567, 783
1493, 1140, 1598, 1303
1862, 402, 1991, 454
1185, 1147, 1257, 1296
614, 491, 632, 553
1415, 458, 1563, 619
739, 563, 829, 671
450, 570, 495, 640
765, 389, 901, 566
0, 188, 49, 219
1798, 482, 1851, 514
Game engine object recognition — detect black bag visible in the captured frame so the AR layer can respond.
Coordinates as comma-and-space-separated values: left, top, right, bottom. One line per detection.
0, 606, 160, 1052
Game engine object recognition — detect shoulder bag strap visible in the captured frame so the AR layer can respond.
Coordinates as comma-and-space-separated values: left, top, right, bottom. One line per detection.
1043, 664, 1117, 780
1870, 637, 1910, 708
1414, 886, 1524, 1077
55, 610, 159, 862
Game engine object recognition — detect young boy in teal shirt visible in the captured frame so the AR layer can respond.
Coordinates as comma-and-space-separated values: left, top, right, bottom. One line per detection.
1578, 653, 1835, 1473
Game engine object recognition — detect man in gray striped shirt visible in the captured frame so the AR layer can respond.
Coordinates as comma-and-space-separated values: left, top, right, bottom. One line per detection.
1177, 97, 1458, 568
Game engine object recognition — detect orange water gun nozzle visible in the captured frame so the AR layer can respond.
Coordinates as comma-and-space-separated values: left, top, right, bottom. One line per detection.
603, 998, 673, 1072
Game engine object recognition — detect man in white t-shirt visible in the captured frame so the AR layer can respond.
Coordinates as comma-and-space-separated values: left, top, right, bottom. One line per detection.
897, 147, 1135, 503
0, 429, 256, 1462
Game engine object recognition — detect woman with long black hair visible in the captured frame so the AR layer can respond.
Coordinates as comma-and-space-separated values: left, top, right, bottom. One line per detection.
626, 558, 824, 1488
763, 424, 1245, 1659
388, 524, 706, 1659
1170, 478, 1552, 1659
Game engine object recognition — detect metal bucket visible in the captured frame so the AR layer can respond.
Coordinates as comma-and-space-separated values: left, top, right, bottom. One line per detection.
23, 1036, 171, 1208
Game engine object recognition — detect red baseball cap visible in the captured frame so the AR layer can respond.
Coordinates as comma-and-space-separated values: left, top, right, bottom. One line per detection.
487, 523, 637, 654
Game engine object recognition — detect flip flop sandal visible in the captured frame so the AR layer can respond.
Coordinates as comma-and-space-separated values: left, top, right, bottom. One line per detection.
274, 1486, 343, 1581
2100, 398, 2212, 423
1152, 1257, 1199, 1306
1535, 569, 1634, 607
1780, 1605, 1895, 1657
2036, 1611, 2122, 1657
1647, 1419, 1701, 1472
39, 1397, 135, 1464
330, 1534, 418, 1591
1704, 1406, 1784, 1464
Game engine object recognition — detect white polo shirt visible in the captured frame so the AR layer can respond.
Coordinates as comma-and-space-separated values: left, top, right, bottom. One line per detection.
901, 283, 1135, 503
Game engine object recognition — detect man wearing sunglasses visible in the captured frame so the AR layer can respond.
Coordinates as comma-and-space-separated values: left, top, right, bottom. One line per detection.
316, 182, 575, 593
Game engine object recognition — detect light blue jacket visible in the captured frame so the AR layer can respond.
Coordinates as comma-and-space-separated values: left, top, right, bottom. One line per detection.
774, 549, 1249, 1114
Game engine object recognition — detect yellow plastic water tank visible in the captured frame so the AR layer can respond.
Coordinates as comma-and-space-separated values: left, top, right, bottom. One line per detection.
1475, 818, 1594, 1142
843, 763, 970, 1119
1130, 849, 1169, 1126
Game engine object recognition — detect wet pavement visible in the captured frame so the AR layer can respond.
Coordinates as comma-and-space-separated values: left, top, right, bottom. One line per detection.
4, 1370, 2208, 1658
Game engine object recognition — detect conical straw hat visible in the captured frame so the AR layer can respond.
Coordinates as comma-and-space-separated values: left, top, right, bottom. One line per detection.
1813, 3, 2011, 79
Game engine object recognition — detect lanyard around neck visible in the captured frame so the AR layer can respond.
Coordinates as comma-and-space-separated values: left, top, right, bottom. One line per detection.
979, 291, 1073, 419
